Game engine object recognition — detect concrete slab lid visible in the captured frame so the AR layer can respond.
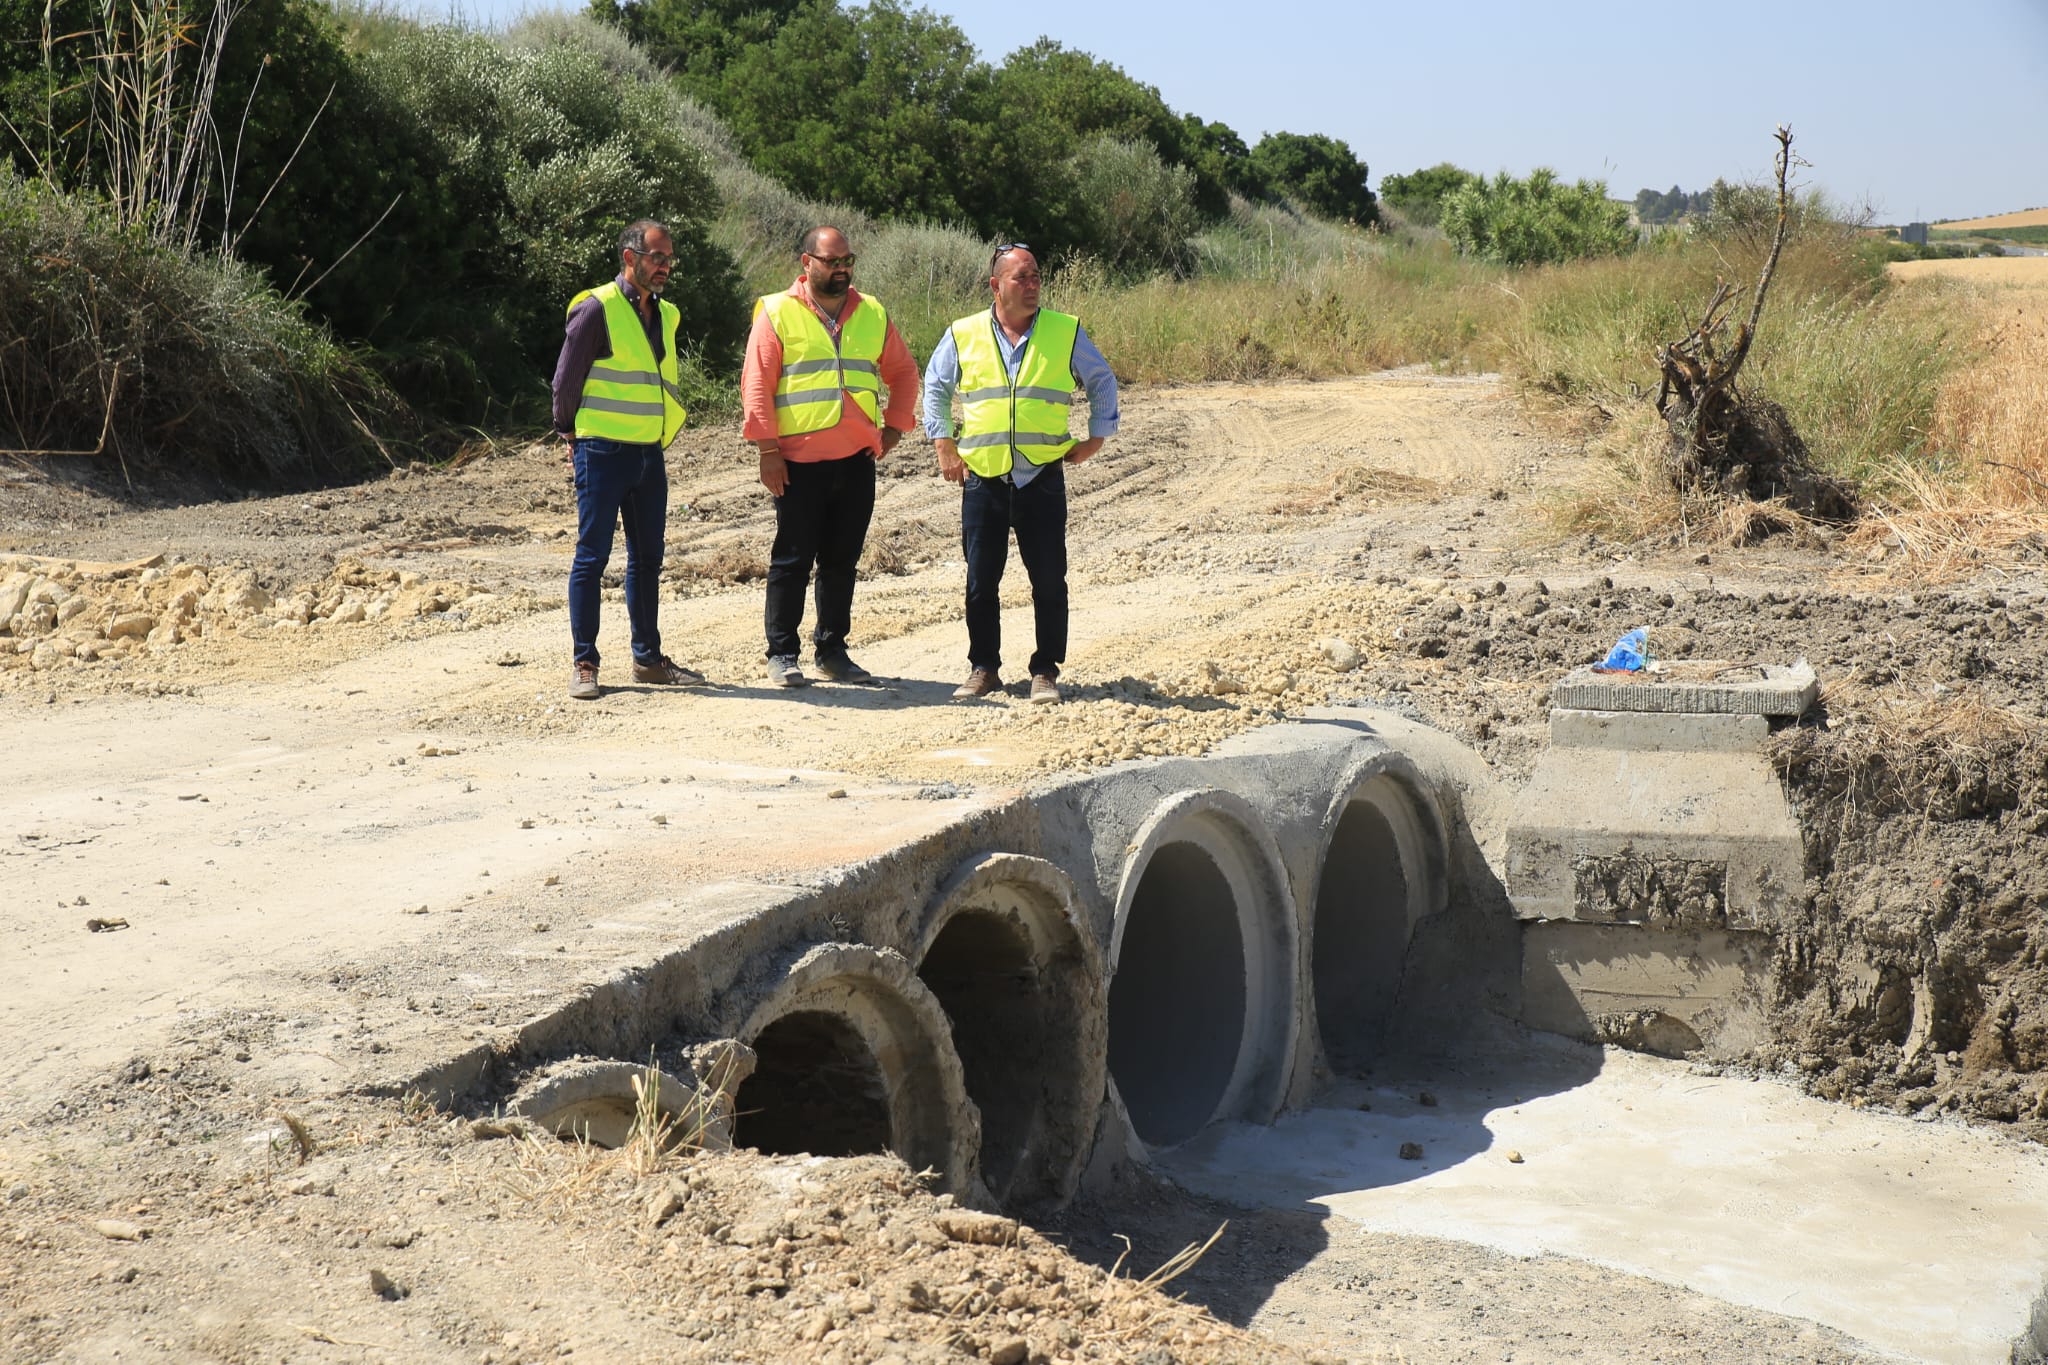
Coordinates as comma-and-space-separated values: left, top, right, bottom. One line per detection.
1551, 658, 1818, 716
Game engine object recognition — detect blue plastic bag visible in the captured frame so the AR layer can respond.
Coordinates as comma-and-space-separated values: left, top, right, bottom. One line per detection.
1600, 628, 1648, 672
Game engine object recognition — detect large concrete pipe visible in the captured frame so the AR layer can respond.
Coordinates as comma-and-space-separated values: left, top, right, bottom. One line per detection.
728, 943, 980, 1196
913, 853, 1106, 1208
1308, 756, 1448, 1074
1106, 790, 1298, 1153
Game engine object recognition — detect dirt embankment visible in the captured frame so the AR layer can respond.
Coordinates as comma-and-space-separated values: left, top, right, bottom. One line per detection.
5, 370, 2048, 1363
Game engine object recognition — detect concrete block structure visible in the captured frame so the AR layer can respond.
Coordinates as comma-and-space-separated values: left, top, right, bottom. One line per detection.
1506, 664, 1814, 1056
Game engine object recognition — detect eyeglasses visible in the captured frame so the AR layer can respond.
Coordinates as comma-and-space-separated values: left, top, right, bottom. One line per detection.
805, 253, 857, 269
989, 241, 1031, 272
627, 248, 674, 266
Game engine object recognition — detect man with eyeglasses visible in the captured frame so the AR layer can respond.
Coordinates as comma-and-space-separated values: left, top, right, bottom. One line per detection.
922, 243, 1118, 704
552, 217, 705, 701
741, 225, 919, 688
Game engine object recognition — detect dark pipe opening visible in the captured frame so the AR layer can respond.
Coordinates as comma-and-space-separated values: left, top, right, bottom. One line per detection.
733, 1010, 890, 1158
919, 911, 1046, 1201
1312, 799, 1410, 1073
1108, 841, 1245, 1147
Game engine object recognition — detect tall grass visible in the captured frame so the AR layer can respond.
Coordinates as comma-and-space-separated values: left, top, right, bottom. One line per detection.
0, 170, 408, 480
1498, 232, 1988, 535
1061, 247, 1506, 383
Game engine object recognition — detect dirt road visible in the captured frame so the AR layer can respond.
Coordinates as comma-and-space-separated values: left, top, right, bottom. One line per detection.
4, 370, 2045, 1362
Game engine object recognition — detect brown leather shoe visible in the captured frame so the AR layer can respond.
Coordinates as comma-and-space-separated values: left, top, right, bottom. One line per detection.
952, 667, 1000, 699
1029, 674, 1061, 705
633, 655, 706, 685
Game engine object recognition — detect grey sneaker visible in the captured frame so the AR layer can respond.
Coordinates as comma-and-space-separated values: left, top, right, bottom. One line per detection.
568, 660, 599, 700
1029, 673, 1061, 705
633, 654, 706, 686
952, 667, 1000, 699
814, 653, 873, 684
767, 654, 809, 688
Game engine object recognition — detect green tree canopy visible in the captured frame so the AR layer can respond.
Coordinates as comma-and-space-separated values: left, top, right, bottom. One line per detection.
1378, 162, 1481, 226
703, 0, 997, 227
1246, 131, 1377, 225
591, 0, 808, 87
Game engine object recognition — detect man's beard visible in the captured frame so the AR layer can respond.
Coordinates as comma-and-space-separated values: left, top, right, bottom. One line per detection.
816, 274, 850, 298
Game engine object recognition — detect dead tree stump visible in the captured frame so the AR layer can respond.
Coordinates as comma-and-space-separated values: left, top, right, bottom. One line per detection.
1655, 127, 1857, 524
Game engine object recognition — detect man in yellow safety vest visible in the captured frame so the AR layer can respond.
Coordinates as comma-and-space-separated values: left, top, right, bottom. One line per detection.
922, 244, 1119, 704
741, 225, 920, 687
552, 218, 703, 701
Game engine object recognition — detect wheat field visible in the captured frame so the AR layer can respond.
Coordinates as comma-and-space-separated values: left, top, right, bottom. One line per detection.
1937, 206, 2048, 232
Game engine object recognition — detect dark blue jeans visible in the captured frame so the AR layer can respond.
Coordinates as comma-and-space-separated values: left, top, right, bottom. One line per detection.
961, 459, 1067, 679
766, 453, 876, 660
569, 437, 667, 668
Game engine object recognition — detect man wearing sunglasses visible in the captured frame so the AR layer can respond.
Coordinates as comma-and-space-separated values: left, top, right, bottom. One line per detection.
922, 243, 1118, 704
741, 225, 920, 688
553, 218, 705, 702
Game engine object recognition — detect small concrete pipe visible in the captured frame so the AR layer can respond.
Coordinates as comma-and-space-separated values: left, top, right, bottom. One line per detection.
913, 853, 1107, 1207
727, 943, 981, 1196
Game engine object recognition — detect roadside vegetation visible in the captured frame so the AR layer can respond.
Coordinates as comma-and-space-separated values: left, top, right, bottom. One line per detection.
1, 0, 2040, 559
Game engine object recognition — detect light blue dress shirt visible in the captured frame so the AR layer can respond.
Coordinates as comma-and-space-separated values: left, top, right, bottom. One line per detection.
921, 310, 1119, 489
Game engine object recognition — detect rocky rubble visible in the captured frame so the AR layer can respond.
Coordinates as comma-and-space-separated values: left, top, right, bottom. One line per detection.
0, 554, 542, 676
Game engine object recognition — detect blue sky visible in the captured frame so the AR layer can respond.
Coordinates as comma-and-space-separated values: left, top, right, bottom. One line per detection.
432, 0, 2048, 222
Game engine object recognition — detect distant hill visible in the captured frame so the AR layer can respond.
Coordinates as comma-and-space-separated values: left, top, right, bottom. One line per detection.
1939, 207, 2048, 231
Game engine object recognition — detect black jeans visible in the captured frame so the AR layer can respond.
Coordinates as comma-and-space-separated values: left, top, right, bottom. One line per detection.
765, 453, 877, 660
961, 459, 1067, 680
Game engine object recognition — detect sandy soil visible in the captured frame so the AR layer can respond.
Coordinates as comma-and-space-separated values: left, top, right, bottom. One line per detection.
4, 369, 2046, 1363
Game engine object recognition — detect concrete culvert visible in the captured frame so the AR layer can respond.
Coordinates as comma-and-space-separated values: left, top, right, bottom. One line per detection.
728, 943, 981, 1196
915, 854, 1105, 1207
1107, 792, 1298, 1153
736, 1011, 891, 1158
1310, 764, 1445, 1074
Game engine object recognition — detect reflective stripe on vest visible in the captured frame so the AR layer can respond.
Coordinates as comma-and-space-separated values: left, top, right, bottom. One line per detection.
568, 282, 687, 447
951, 309, 1079, 478
757, 292, 888, 437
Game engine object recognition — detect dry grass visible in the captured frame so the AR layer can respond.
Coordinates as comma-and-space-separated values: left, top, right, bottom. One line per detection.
1934, 301, 2048, 503
500, 1059, 716, 1209
1773, 687, 2046, 837
1836, 274, 2048, 574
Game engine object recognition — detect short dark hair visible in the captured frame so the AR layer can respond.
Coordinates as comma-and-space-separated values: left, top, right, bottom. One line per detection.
620, 219, 668, 254
798, 225, 845, 258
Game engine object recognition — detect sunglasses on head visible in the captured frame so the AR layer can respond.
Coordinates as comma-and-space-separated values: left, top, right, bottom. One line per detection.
989, 241, 1031, 272
806, 252, 857, 269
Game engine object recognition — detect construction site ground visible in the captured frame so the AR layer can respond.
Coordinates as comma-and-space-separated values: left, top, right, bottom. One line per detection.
5, 363, 2048, 1364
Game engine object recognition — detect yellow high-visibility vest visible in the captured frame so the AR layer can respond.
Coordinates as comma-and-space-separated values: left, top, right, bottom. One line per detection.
951, 308, 1078, 478
756, 293, 889, 436
567, 282, 686, 447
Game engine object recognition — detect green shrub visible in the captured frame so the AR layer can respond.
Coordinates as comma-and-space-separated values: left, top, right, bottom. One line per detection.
1440, 169, 1635, 266
332, 23, 747, 421
1245, 131, 1377, 226
0, 171, 406, 480
1063, 135, 1201, 279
